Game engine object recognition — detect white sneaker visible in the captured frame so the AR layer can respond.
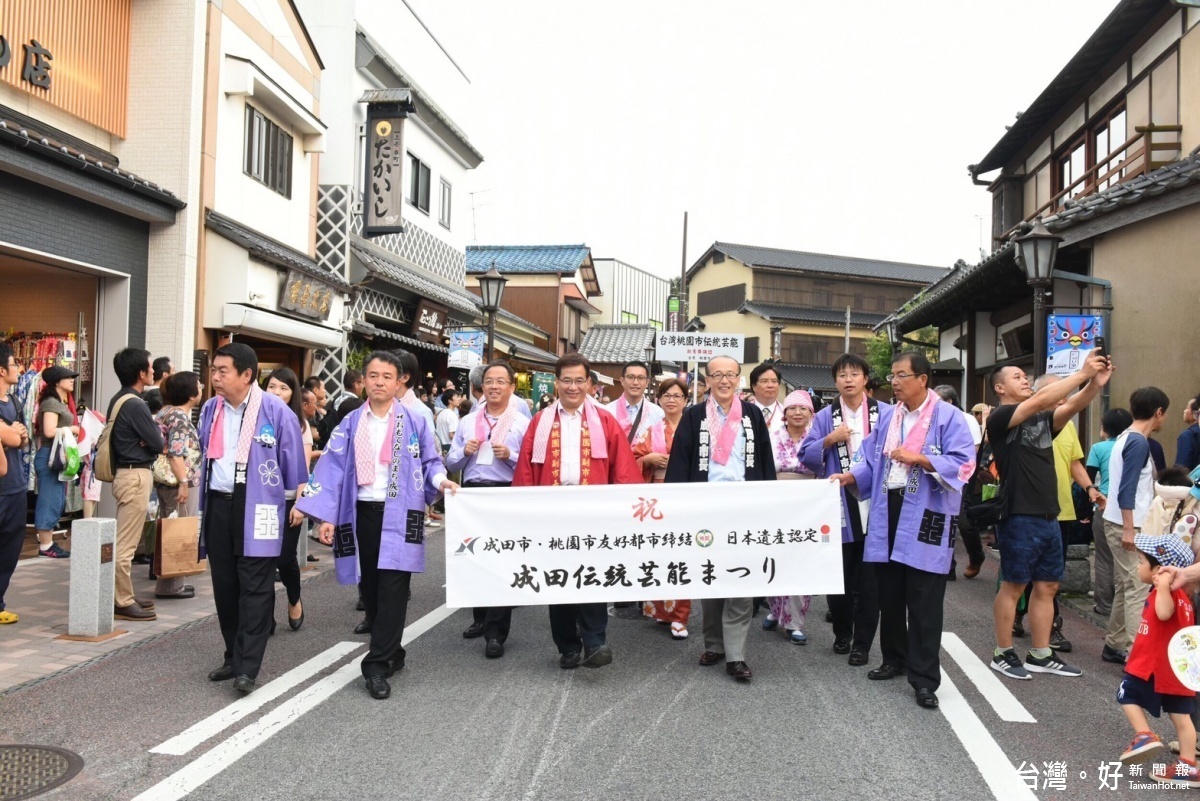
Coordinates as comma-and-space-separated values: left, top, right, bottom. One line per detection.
990, 648, 1031, 680
1025, 651, 1082, 676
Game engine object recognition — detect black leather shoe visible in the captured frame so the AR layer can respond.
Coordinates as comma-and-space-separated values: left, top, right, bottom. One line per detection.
354, 617, 372, 635
485, 639, 504, 659
463, 621, 486, 639
365, 676, 391, 700
355, 599, 365, 612
915, 688, 939, 709
384, 658, 404, 678
868, 663, 904, 680
560, 651, 581, 669
208, 664, 235, 682
698, 651, 724, 667
232, 675, 255, 694
581, 644, 613, 668
1102, 644, 1128, 665
726, 661, 753, 681
824, 610, 833, 623
288, 603, 304, 631
848, 651, 869, 666
832, 638, 851, 655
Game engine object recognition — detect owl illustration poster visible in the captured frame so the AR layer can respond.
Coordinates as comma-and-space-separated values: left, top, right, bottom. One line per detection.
1046, 314, 1103, 377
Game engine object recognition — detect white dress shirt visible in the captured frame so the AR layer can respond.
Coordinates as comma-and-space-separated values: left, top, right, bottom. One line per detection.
209, 397, 247, 493
558, 407, 583, 486
885, 391, 936, 489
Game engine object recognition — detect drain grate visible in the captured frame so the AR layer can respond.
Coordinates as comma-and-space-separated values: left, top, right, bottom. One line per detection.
0, 745, 84, 799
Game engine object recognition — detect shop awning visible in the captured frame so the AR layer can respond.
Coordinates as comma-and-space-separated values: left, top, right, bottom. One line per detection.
207, 210, 351, 291
492, 332, 559, 367
562, 283, 603, 315
351, 238, 481, 317
352, 320, 448, 353
222, 304, 344, 349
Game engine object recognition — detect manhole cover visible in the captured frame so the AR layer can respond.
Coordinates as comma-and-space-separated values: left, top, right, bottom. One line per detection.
0, 745, 84, 799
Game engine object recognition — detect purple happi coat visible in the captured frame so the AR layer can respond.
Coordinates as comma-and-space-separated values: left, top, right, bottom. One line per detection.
295, 400, 444, 584
799, 397, 890, 543
848, 396, 975, 574
197, 390, 308, 558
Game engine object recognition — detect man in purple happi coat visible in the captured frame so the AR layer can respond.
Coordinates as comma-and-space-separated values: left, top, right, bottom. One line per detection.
198, 343, 307, 694
296, 350, 457, 700
832, 351, 975, 711
800, 352, 890, 666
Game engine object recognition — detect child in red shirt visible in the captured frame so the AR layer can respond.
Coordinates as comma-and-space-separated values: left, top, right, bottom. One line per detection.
1118, 532, 1197, 788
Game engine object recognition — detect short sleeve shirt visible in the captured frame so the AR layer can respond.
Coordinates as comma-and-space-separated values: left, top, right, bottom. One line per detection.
986, 404, 1060, 517
36, 397, 71, 448
1053, 420, 1085, 522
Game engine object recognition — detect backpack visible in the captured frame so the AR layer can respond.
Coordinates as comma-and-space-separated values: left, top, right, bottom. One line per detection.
93, 394, 137, 483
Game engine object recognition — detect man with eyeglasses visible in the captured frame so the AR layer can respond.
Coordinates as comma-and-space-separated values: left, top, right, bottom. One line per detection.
513, 353, 642, 669
666, 355, 776, 682
830, 351, 975, 710
605, 360, 664, 448
447, 360, 531, 658
0, 344, 29, 625
800, 352, 887, 666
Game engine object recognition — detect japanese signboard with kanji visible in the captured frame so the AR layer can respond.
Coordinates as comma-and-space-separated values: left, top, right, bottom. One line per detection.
363, 105, 407, 236
445, 480, 842, 607
279, 270, 336, 321
411, 299, 448, 343
654, 332, 744, 363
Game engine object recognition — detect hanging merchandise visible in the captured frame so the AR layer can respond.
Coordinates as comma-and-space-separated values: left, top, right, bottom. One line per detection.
78, 327, 92, 383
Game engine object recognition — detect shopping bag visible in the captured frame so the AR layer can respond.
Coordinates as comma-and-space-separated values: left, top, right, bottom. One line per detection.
153, 515, 207, 579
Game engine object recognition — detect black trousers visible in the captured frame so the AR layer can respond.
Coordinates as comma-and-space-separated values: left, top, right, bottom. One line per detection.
877, 489, 947, 692
548, 603, 608, 655
206, 494, 276, 678
465, 480, 513, 643
357, 502, 412, 679
827, 538, 879, 653
276, 499, 302, 606
956, 490, 986, 567
0, 492, 27, 612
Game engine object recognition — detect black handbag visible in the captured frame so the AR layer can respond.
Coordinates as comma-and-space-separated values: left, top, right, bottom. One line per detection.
966, 486, 1006, 529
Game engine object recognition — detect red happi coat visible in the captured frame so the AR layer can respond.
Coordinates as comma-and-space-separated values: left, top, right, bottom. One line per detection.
513, 406, 644, 487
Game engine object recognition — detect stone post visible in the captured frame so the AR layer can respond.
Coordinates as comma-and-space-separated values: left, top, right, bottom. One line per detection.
67, 518, 117, 638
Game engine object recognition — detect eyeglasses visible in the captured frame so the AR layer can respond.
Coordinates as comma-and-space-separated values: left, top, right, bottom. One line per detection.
556, 377, 588, 387
659, 393, 686, 401
709, 372, 739, 382
622, 375, 648, 383
886, 372, 916, 382
482, 379, 511, 387
754, 378, 779, 385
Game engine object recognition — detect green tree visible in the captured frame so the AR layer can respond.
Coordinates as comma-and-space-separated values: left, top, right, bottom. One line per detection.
866, 327, 940, 380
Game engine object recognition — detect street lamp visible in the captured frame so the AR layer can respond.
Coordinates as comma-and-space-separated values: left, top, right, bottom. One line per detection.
477, 262, 508, 362
769, 325, 784, 361
643, 342, 656, 390
882, 318, 897, 358
1014, 218, 1060, 376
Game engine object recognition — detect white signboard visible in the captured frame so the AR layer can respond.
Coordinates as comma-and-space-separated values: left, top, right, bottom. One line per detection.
654, 332, 744, 363
445, 480, 842, 608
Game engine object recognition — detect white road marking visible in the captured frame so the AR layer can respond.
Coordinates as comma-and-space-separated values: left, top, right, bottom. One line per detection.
150, 641, 365, 756
938, 671, 1039, 801
942, 632, 1037, 723
133, 604, 456, 801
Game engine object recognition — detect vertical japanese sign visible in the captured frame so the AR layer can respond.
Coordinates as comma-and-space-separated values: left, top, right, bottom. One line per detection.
445, 481, 843, 607
448, 330, 486, 369
531, 371, 555, 401
667, 296, 681, 331
1046, 314, 1103, 377
363, 104, 407, 237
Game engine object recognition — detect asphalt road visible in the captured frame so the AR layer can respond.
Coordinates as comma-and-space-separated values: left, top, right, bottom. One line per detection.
0, 533, 1170, 800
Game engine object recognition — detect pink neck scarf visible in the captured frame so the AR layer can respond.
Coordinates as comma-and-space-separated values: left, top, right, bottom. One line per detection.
354, 401, 398, 486
706, 396, 743, 466
531, 398, 608, 464
883, 389, 939, 457
398, 388, 420, 410
476, 404, 517, 445
206, 385, 263, 465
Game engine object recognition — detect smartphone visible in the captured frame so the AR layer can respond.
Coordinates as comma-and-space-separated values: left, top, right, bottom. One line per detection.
1094, 336, 1110, 367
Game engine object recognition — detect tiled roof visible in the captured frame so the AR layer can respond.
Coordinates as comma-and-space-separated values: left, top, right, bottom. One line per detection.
207, 210, 351, 291
351, 320, 448, 353
352, 238, 480, 316
740, 301, 887, 328
495, 308, 549, 337
694, 242, 948, 284
775, 363, 837, 395
466, 245, 591, 274
579, 324, 656, 364
493, 332, 560, 367
1043, 149, 1200, 232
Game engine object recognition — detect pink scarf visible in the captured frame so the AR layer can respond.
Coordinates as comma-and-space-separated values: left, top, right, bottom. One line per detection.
475, 404, 518, 445
354, 401, 398, 486
531, 398, 608, 464
398, 388, 421, 411
650, 420, 668, 455
706, 396, 743, 466
206, 385, 263, 465
883, 390, 939, 457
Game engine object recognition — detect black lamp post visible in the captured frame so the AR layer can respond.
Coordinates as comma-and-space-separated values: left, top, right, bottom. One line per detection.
477, 262, 508, 363
1014, 219, 1061, 377
882, 318, 898, 359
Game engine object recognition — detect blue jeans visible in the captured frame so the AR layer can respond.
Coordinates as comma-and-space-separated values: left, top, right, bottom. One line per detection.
33, 447, 66, 532
997, 514, 1063, 584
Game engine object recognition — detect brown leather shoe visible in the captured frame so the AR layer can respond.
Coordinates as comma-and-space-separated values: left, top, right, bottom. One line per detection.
698, 650, 724, 667
726, 661, 753, 681
964, 561, 983, 579
135, 597, 156, 610
115, 603, 157, 621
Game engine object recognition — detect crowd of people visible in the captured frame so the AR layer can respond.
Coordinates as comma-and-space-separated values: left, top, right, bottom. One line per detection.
3, 336, 1200, 785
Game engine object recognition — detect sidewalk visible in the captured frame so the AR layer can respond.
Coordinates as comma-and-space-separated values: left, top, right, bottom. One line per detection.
0, 531, 337, 695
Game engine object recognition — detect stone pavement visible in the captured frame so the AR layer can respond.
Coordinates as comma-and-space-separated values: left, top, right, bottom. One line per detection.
0, 529, 337, 695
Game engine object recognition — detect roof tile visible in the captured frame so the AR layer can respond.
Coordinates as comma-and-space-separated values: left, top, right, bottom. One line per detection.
708, 242, 948, 284
466, 244, 590, 274
579, 324, 656, 364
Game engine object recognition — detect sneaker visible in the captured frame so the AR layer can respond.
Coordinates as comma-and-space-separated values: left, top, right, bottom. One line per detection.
38, 543, 70, 558
1122, 731, 1166, 764
1049, 615, 1073, 652
1167, 740, 1200, 758
762, 614, 778, 631
790, 630, 808, 645
1152, 758, 1200, 788
1024, 651, 1082, 676
990, 648, 1031, 680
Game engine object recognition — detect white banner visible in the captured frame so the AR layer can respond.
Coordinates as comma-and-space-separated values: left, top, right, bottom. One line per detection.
654, 331, 744, 363
444, 480, 843, 608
